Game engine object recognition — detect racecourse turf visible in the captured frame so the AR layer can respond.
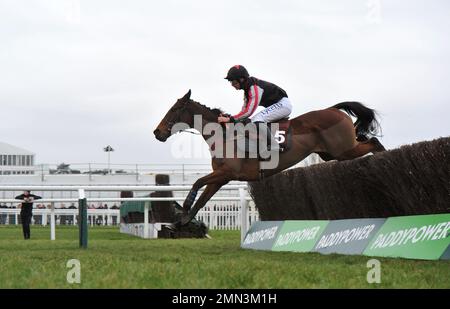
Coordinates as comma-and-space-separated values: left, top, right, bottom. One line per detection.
0, 226, 448, 289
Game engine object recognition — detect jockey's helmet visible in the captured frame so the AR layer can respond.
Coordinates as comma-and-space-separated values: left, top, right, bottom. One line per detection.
224, 65, 249, 81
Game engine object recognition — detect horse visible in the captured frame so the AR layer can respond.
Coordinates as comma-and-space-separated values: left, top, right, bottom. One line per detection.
153, 90, 386, 225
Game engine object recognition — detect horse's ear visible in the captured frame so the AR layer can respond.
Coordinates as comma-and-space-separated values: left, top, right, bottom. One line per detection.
182, 89, 191, 101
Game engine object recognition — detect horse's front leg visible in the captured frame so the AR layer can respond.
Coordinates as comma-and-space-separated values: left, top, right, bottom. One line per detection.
182, 170, 229, 212
180, 183, 225, 225
179, 169, 231, 225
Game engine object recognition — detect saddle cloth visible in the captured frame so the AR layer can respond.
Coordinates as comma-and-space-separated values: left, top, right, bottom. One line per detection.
273, 118, 292, 151
235, 118, 292, 157
209, 119, 292, 160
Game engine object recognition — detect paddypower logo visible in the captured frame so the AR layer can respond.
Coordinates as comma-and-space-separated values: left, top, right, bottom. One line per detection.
272, 221, 329, 252
243, 226, 279, 245
364, 215, 450, 260
315, 224, 376, 250
369, 221, 450, 249
241, 222, 284, 250
313, 219, 386, 255
275, 226, 322, 247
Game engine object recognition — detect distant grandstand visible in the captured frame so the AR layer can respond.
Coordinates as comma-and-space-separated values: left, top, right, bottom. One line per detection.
0, 142, 35, 175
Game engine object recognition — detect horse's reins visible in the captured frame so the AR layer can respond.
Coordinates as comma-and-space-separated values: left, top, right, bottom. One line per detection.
180, 130, 201, 135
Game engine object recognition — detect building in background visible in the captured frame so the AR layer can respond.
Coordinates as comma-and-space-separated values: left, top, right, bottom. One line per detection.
0, 142, 35, 175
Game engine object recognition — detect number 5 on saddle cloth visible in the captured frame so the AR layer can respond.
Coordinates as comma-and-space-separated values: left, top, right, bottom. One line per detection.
233, 118, 292, 159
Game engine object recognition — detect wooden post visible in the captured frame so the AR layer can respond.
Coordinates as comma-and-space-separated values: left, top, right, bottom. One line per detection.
78, 189, 88, 249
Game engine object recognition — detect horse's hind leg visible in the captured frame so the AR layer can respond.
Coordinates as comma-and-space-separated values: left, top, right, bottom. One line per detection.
336, 137, 386, 161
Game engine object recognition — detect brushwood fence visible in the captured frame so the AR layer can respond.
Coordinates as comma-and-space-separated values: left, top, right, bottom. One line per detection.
250, 137, 450, 220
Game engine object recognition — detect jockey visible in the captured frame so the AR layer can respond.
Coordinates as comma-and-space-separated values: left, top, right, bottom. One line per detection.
219, 65, 292, 124
219, 65, 292, 152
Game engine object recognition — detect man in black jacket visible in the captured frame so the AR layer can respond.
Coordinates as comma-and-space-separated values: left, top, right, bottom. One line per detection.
15, 191, 42, 240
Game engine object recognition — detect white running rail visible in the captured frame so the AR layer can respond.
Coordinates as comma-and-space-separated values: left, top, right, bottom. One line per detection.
0, 185, 256, 243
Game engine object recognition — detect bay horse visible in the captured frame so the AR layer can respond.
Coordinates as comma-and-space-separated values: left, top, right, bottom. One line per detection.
153, 90, 385, 225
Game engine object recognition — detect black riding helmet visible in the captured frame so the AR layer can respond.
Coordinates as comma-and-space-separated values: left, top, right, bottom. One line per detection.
224, 65, 249, 81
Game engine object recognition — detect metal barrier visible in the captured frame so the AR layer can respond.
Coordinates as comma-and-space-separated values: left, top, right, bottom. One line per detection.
0, 185, 253, 247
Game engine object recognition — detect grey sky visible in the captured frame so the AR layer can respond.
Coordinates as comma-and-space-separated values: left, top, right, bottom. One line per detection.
1, 0, 449, 165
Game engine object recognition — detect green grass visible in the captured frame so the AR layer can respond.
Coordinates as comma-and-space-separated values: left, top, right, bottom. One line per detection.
0, 226, 448, 288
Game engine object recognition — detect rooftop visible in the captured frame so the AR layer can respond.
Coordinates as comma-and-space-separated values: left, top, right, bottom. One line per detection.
0, 142, 35, 155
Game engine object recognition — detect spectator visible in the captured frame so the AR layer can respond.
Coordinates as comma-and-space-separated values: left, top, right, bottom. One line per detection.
15, 191, 42, 240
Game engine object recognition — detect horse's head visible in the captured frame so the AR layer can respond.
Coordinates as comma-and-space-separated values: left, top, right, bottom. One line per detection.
153, 90, 194, 142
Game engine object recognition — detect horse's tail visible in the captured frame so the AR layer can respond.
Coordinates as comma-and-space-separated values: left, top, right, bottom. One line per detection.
331, 101, 381, 139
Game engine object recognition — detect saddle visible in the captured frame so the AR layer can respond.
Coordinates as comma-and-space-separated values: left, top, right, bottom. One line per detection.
234, 118, 293, 159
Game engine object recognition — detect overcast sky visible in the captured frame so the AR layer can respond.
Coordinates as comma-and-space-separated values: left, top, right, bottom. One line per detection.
1, 0, 449, 166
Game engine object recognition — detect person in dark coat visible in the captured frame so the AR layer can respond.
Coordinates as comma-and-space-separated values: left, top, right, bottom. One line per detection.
15, 191, 42, 239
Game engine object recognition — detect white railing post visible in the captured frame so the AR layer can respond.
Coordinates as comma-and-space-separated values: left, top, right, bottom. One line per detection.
50, 202, 56, 240
239, 188, 249, 244
143, 202, 149, 239
42, 211, 47, 226
211, 206, 216, 229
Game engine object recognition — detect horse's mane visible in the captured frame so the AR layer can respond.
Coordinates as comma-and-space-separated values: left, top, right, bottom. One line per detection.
190, 99, 223, 117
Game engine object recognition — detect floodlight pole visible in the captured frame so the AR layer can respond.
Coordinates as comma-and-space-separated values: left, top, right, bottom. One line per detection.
103, 145, 114, 174
108, 151, 111, 174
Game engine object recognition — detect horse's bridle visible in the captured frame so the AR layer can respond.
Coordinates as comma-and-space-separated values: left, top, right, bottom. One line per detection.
165, 103, 188, 132
164, 102, 200, 135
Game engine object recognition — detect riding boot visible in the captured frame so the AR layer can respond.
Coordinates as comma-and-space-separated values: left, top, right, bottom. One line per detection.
266, 124, 280, 152
253, 122, 272, 159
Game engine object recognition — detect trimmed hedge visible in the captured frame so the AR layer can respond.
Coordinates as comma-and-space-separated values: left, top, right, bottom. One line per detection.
249, 137, 450, 220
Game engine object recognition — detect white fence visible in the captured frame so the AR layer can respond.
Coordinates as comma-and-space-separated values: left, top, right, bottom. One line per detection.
0, 185, 258, 242
0, 205, 260, 230
0, 208, 120, 226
